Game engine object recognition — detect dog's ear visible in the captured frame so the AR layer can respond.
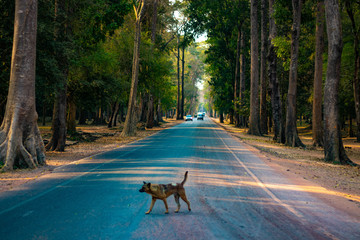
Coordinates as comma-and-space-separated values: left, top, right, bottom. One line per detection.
147, 183, 151, 187
143, 181, 146, 184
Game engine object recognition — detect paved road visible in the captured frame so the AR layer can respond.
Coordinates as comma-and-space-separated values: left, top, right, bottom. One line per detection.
0, 118, 359, 239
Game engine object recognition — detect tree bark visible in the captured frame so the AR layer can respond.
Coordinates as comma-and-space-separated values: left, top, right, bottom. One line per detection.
285, 0, 305, 147
46, 83, 67, 151
260, 0, 268, 134
112, 103, 120, 127
181, 45, 185, 119
219, 112, 224, 123
121, 0, 146, 137
234, 28, 241, 127
151, 0, 158, 45
248, 0, 261, 135
176, 36, 182, 120
239, 29, 246, 127
66, 97, 77, 132
146, 94, 154, 128
345, 1, 360, 142
268, 0, 283, 143
156, 98, 163, 123
108, 101, 118, 128
323, 0, 355, 165
146, 0, 159, 128
140, 93, 149, 122
312, 0, 325, 147
46, 0, 68, 151
0, 0, 45, 171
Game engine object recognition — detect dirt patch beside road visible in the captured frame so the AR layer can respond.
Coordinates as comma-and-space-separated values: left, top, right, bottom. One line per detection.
212, 118, 360, 206
0, 119, 183, 193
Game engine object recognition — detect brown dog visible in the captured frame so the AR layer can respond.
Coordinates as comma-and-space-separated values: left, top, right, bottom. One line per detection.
139, 171, 191, 214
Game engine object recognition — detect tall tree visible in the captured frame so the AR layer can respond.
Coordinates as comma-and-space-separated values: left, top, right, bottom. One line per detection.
260, 0, 268, 134
146, 0, 159, 128
345, 0, 360, 142
121, 0, 146, 137
323, 0, 355, 165
248, 0, 261, 135
268, 0, 283, 143
181, 44, 186, 118
0, 0, 45, 171
285, 0, 304, 147
46, 0, 68, 151
176, 35, 182, 120
234, 27, 241, 127
312, 0, 325, 147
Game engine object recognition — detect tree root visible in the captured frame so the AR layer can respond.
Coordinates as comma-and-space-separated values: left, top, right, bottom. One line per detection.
0, 131, 45, 171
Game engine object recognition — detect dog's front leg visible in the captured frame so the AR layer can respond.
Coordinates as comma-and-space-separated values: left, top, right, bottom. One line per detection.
162, 199, 169, 214
146, 197, 156, 214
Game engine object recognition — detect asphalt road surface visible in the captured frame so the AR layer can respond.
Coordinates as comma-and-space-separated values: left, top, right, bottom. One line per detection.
0, 117, 359, 240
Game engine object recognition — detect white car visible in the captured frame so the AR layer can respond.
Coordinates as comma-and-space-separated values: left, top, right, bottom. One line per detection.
185, 115, 193, 121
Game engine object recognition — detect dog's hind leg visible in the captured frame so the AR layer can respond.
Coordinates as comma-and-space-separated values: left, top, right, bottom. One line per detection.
146, 197, 156, 214
174, 193, 181, 213
180, 193, 191, 212
162, 198, 169, 214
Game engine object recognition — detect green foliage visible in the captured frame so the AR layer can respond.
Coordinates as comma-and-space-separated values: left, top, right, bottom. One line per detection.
273, 36, 291, 71
72, 0, 132, 50
185, 0, 250, 115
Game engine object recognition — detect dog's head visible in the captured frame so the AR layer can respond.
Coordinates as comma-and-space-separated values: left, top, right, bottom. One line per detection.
139, 181, 151, 193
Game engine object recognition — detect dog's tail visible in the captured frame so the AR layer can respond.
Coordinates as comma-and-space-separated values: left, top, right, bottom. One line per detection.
181, 171, 188, 186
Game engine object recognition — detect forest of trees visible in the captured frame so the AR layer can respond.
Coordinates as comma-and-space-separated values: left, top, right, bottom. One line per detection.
0, 0, 203, 170
186, 0, 360, 165
0, 0, 359, 170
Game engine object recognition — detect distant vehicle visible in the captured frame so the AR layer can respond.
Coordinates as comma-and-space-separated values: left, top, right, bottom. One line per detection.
197, 112, 204, 120
185, 115, 193, 121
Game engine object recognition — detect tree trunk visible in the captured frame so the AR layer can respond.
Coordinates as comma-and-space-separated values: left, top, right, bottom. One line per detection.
78, 109, 87, 125
181, 45, 185, 119
349, 115, 354, 137
145, 0, 159, 128
46, 83, 67, 151
146, 94, 154, 128
345, 1, 360, 142
157, 98, 164, 124
140, 93, 149, 122
42, 104, 46, 126
239, 29, 246, 127
323, 0, 355, 165
46, 0, 68, 151
312, 0, 325, 147
229, 110, 234, 124
112, 103, 120, 127
260, 0, 268, 134
234, 28, 241, 127
108, 101, 117, 128
66, 97, 76, 133
219, 112, 224, 123
285, 0, 305, 147
268, 0, 283, 143
0, 0, 46, 171
176, 36, 182, 120
248, 0, 261, 135
121, 0, 146, 137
